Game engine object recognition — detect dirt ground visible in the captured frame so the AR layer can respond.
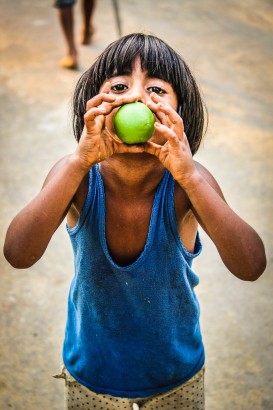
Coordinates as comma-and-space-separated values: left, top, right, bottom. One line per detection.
0, 1, 272, 409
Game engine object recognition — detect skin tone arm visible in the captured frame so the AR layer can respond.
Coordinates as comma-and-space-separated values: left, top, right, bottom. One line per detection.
4, 155, 88, 268
145, 93, 267, 281
3, 85, 143, 269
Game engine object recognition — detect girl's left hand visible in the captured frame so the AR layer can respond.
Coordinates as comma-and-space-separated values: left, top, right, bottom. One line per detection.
145, 93, 198, 188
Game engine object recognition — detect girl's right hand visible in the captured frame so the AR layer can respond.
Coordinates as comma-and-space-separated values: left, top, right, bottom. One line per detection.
74, 83, 145, 171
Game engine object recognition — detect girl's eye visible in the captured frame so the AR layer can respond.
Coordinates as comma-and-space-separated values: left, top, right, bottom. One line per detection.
110, 83, 128, 93
147, 86, 166, 94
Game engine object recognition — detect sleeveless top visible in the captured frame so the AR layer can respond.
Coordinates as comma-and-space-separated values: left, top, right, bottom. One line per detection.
63, 164, 204, 398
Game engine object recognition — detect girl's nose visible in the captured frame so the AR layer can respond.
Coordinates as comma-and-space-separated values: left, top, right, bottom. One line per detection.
129, 84, 148, 104
130, 92, 148, 105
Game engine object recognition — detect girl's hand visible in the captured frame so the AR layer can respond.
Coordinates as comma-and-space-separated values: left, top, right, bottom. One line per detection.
145, 93, 198, 188
74, 83, 145, 170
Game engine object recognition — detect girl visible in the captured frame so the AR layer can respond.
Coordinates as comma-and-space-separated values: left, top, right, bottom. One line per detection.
4, 33, 266, 410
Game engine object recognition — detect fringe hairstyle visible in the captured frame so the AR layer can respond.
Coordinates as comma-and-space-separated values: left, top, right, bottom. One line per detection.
72, 33, 207, 155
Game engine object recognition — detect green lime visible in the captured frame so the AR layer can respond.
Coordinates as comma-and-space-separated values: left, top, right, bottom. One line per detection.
113, 102, 155, 144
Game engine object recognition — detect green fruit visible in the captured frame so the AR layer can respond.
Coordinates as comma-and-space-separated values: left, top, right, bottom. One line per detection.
113, 102, 155, 144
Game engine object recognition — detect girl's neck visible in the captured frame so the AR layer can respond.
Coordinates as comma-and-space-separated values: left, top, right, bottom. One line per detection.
99, 153, 166, 197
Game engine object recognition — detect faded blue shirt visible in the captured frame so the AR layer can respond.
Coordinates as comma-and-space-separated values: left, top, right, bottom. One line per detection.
63, 165, 204, 398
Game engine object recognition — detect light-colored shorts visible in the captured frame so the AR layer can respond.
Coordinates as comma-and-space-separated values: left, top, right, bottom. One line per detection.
54, 365, 205, 410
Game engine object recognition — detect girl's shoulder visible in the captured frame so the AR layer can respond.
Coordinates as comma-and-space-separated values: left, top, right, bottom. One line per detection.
67, 171, 89, 229
194, 161, 226, 200
173, 160, 226, 253
174, 160, 226, 214
41, 154, 90, 229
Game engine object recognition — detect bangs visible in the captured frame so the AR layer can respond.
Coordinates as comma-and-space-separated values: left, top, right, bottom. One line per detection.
96, 33, 180, 88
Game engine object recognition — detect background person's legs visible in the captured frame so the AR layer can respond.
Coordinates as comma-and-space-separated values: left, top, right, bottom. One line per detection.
56, 3, 78, 68
55, 0, 78, 68
55, 0, 96, 69
80, 0, 96, 45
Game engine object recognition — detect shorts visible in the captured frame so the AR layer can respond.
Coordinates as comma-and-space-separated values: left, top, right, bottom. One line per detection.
54, 0, 76, 8
54, 365, 205, 410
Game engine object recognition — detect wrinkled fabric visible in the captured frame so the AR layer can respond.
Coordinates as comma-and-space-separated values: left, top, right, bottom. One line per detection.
63, 165, 204, 398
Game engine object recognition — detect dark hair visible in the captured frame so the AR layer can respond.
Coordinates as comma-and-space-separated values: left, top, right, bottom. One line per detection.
73, 33, 207, 155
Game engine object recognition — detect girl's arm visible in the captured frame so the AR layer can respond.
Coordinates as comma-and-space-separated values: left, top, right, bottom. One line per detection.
3, 155, 89, 268
145, 94, 266, 281
184, 163, 266, 281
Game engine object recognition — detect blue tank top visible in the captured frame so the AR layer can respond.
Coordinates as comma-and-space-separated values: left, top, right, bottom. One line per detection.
63, 164, 204, 398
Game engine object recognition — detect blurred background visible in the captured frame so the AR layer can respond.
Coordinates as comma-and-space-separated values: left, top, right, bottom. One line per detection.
0, 0, 272, 409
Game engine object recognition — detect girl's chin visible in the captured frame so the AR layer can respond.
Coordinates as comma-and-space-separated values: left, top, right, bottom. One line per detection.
114, 151, 155, 160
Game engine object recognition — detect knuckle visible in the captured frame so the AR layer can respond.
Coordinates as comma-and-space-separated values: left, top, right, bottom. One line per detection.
84, 111, 94, 122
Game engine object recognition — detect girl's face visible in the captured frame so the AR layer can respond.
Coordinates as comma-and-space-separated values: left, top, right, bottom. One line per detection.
99, 57, 178, 145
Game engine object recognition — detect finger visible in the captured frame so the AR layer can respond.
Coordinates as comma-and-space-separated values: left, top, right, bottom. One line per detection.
100, 81, 111, 94
86, 94, 116, 111
143, 140, 162, 157
105, 126, 123, 144
146, 100, 178, 128
182, 131, 191, 149
156, 103, 182, 125
151, 107, 174, 130
146, 95, 165, 115
95, 94, 141, 122
156, 107, 184, 140
155, 108, 170, 127
150, 94, 183, 124
84, 106, 107, 126
154, 122, 180, 146
146, 102, 170, 130
146, 101, 165, 121
110, 94, 139, 108
87, 93, 140, 116
150, 92, 165, 103
149, 92, 175, 121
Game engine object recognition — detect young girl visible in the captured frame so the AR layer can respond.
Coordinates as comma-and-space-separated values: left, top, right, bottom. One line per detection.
4, 33, 266, 410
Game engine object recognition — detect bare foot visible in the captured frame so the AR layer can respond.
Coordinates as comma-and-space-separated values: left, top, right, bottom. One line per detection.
58, 55, 79, 70
80, 25, 95, 45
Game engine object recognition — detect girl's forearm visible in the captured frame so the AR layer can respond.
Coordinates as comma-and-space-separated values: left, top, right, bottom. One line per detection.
4, 155, 90, 269
181, 173, 266, 281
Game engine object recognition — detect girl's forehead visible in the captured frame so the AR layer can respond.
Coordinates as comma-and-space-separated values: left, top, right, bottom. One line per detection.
111, 56, 145, 77
110, 55, 143, 75
107, 55, 173, 82
131, 56, 142, 70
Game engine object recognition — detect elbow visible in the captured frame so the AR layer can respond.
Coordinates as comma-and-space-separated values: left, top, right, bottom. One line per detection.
247, 255, 267, 282
236, 250, 267, 282
241, 270, 264, 283
3, 243, 38, 269
249, 244, 267, 281
224, 241, 267, 282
